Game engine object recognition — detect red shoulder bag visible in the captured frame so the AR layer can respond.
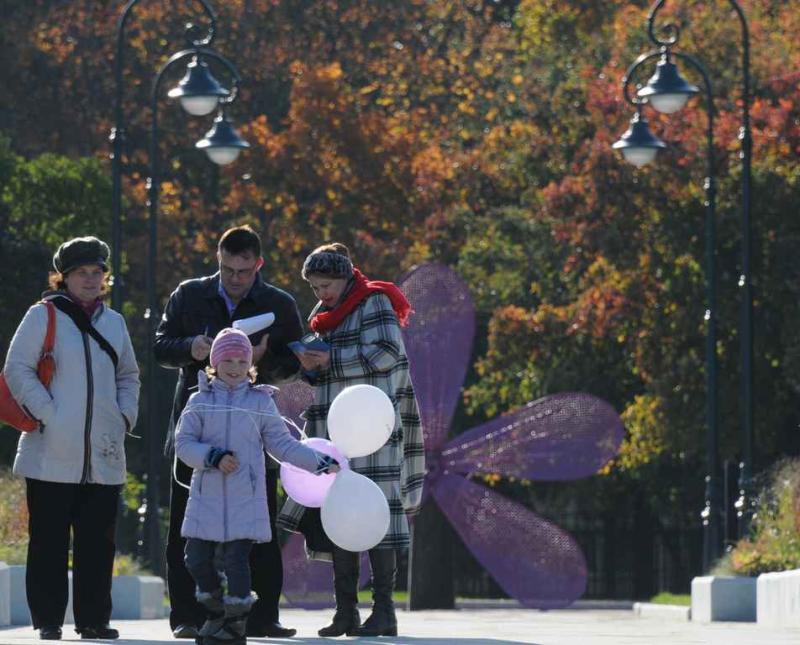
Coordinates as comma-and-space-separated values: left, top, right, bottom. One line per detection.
0, 302, 56, 432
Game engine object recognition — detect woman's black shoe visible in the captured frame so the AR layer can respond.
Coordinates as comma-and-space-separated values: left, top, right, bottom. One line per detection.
77, 624, 120, 640
39, 626, 62, 640
247, 620, 297, 638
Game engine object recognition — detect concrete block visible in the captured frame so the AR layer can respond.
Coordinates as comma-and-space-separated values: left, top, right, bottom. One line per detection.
9, 565, 74, 625
757, 568, 800, 627
691, 575, 756, 622
0, 562, 10, 626
633, 601, 690, 621
111, 575, 165, 619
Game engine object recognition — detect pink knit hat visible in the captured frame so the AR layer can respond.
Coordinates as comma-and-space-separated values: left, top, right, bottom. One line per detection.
210, 328, 253, 368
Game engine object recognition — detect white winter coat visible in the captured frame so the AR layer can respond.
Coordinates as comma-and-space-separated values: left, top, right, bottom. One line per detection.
176, 375, 322, 543
4, 295, 140, 485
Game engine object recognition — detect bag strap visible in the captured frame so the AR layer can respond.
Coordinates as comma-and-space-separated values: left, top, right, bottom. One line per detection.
49, 296, 119, 369
41, 301, 56, 356
88, 326, 119, 370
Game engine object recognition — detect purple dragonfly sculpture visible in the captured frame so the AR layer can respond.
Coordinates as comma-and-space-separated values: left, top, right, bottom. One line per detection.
400, 263, 623, 608
276, 263, 624, 609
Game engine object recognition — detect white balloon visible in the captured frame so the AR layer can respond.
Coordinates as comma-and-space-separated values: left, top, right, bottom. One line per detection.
327, 384, 395, 458
321, 470, 390, 552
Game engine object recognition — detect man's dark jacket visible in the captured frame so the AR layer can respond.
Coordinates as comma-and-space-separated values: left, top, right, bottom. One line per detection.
154, 272, 304, 462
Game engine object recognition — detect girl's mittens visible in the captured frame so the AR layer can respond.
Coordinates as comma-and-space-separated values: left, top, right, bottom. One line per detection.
206, 447, 234, 469
315, 454, 340, 474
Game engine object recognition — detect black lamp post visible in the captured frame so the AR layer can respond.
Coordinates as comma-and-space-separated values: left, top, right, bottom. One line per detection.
144, 39, 248, 575
112, 0, 249, 571
111, 0, 221, 311
614, 0, 755, 567
613, 14, 721, 569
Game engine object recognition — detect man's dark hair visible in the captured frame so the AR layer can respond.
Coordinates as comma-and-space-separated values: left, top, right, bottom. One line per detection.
218, 225, 262, 258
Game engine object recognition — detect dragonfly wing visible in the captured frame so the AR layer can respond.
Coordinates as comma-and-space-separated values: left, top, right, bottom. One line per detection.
273, 380, 315, 439
399, 263, 475, 453
433, 473, 587, 609
441, 392, 624, 481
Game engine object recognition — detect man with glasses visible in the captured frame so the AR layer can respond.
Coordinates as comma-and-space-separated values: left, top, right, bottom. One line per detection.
155, 225, 303, 639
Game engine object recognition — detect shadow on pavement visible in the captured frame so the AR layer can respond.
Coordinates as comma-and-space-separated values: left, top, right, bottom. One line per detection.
247, 636, 537, 645
0, 628, 540, 645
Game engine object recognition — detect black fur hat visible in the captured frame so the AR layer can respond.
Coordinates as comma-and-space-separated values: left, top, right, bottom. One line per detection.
53, 236, 110, 275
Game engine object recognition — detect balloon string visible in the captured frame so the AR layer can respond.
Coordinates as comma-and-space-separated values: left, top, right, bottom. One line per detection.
172, 402, 313, 488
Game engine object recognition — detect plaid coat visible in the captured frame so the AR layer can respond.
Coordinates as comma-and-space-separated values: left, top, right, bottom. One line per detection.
277, 293, 425, 553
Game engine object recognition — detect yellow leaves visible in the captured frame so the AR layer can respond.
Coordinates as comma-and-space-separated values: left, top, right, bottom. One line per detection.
512, 74, 524, 86
457, 101, 476, 115
615, 394, 668, 472
406, 239, 432, 266
322, 62, 344, 81
482, 473, 502, 487
473, 60, 494, 79
506, 92, 517, 103
728, 460, 800, 576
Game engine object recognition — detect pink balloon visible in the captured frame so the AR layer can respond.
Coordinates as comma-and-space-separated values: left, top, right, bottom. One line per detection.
280, 438, 349, 507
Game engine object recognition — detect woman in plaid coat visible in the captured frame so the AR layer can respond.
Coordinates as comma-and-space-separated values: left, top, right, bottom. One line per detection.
276, 243, 424, 637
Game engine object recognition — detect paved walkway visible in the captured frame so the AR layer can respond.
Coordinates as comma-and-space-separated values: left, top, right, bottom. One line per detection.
1, 609, 798, 645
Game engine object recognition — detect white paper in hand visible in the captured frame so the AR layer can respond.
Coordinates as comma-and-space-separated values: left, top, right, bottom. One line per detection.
232, 312, 275, 336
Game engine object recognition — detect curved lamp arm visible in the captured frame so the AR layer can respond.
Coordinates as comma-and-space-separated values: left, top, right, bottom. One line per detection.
646, 0, 749, 141
621, 50, 664, 107
647, 0, 680, 47
113, 0, 218, 149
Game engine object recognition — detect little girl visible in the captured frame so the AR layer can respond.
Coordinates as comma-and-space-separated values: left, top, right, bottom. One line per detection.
175, 328, 339, 645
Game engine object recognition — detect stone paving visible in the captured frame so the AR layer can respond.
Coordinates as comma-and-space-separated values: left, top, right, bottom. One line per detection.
1, 608, 799, 645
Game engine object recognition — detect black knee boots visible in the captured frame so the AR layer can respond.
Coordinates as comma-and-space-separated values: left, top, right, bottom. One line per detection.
318, 548, 361, 637
203, 596, 253, 645
196, 590, 225, 642
352, 549, 397, 637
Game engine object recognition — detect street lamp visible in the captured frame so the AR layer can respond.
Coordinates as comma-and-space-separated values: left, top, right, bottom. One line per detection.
611, 106, 667, 168
638, 52, 699, 114
195, 108, 251, 165
612, 19, 722, 569
630, 2, 756, 545
143, 42, 247, 575
112, 1, 226, 311
167, 56, 230, 116
112, 0, 249, 572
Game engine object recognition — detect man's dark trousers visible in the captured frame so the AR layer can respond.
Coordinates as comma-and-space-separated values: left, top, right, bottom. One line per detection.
167, 459, 283, 630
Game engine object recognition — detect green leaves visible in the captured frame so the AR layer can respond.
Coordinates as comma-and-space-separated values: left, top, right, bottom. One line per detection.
3, 152, 111, 250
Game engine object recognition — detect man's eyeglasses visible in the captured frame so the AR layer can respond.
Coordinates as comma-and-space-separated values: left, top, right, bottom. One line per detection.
220, 265, 258, 280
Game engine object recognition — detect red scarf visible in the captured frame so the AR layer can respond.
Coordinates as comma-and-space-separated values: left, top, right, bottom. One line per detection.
310, 268, 413, 333
65, 291, 102, 318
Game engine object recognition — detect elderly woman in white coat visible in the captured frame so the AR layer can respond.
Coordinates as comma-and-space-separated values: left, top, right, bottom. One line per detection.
4, 236, 140, 641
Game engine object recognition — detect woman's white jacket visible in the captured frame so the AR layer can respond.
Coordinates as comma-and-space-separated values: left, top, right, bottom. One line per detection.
4, 295, 140, 485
